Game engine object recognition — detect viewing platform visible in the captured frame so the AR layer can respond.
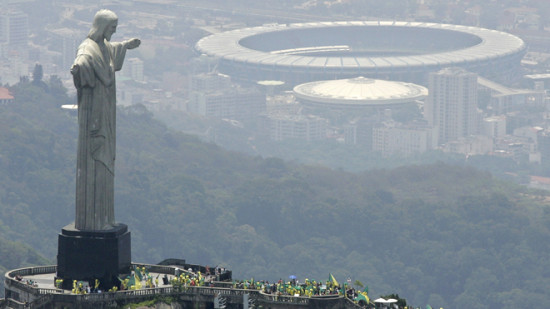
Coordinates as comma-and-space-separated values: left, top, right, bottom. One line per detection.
3, 262, 356, 309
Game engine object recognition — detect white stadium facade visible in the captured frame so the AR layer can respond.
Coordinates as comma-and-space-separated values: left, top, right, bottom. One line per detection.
195, 21, 527, 86
293, 76, 428, 110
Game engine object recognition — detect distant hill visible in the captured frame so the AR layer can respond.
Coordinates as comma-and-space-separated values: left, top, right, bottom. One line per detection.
0, 235, 50, 297
1, 81, 550, 308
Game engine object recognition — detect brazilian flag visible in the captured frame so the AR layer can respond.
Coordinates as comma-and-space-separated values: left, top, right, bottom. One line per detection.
134, 272, 142, 289
134, 266, 143, 281
361, 291, 370, 303
128, 274, 135, 287
355, 292, 370, 304
328, 273, 338, 286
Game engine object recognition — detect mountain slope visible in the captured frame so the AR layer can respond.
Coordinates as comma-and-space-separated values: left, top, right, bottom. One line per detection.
0, 234, 50, 297
1, 82, 550, 308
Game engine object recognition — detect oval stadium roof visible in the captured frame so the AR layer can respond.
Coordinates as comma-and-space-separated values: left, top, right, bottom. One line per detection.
196, 21, 526, 84
293, 77, 428, 108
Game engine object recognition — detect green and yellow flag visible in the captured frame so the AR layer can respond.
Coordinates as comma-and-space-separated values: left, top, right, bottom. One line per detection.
355, 292, 370, 304
134, 271, 142, 289
134, 266, 143, 281
360, 291, 370, 303
328, 273, 338, 286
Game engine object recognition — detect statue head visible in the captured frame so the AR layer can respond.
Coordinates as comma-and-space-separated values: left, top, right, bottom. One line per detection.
88, 9, 118, 42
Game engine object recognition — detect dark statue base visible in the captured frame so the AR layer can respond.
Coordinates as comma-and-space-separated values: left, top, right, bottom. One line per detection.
57, 223, 131, 290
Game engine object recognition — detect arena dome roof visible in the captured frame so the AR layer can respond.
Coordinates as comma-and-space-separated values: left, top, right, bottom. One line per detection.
293, 77, 428, 108
195, 21, 526, 85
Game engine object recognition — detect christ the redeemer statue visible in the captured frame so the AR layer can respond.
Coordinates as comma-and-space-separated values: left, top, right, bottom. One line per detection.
71, 9, 140, 230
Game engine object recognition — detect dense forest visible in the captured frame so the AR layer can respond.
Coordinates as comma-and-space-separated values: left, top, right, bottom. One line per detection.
0, 237, 49, 295
1, 81, 550, 308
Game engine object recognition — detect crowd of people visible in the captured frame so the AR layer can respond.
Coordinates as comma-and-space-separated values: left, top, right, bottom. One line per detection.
14, 264, 443, 308
55, 267, 429, 308
15, 275, 38, 288
230, 274, 370, 305
232, 277, 342, 297
57, 266, 162, 294
118, 266, 159, 291
170, 269, 213, 289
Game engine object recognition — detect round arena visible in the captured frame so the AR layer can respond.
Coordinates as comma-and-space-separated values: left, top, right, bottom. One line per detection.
195, 21, 526, 86
293, 76, 428, 110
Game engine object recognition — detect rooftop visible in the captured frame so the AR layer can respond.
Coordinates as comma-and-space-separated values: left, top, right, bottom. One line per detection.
293, 77, 428, 107
196, 21, 526, 71
0, 88, 14, 100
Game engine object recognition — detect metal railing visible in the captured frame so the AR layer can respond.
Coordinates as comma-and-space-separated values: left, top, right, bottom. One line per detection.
5, 277, 63, 296
4, 264, 344, 308
1, 297, 28, 309
257, 292, 311, 305
6, 266, 260, 303
7, 265, 57, 278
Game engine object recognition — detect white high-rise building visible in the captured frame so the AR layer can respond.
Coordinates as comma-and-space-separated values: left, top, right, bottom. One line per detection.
126, 57, 144, 82
0, 10, 28, 51
188, 72, 266, 121
483, 115, 507, 138
268, 114, 327, 141
372, 121, 438, 156
189, 72, 231, 94
425, 67, 479, 145
50, 28, 82, 73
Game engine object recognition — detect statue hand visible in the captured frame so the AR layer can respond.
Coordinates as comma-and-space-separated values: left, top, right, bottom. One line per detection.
126, 38, 141, 49
70, 64, 79, 75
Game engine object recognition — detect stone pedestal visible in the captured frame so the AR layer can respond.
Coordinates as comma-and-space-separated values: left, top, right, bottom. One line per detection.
57, 223, 131, 290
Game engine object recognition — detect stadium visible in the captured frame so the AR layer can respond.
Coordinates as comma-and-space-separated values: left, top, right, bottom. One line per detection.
293, 76, 428, 110
195, 21, 527, 86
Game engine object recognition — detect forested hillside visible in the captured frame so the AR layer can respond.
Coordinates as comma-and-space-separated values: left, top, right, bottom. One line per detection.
1, 81, 550, 308
0, 236, 49, 297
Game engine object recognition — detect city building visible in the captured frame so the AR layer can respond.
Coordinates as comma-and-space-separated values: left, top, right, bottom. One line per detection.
506, 111, 543, 134
343, 118, 374, 147
266, 93, 301, 115
188, 87, 265, 122
482, 115, 507, 138
513, 126, 543, 143
372, 121, 438, 156
188, 72, 266, 122
529, 175, 550, 190
442, 135, 494, 156
537, 129, 550, 164
49, 28, 84, 75
189, 72, 232, 94
121, 57, 145, 82
426, 67, 480, 145
494, 135, 538, 163
268, 114, 327, 141
0, 87, 14, 104
0, 9, 28, 57
0, 56, 27, 85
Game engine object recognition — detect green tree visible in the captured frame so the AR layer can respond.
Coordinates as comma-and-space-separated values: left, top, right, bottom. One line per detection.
32, 63, 43, 84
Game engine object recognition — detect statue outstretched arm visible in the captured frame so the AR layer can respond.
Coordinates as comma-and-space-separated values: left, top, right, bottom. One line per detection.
124, 38, 141, 50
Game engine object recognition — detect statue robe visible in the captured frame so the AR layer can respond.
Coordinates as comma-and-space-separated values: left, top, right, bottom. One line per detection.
72, 38, 127, 230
